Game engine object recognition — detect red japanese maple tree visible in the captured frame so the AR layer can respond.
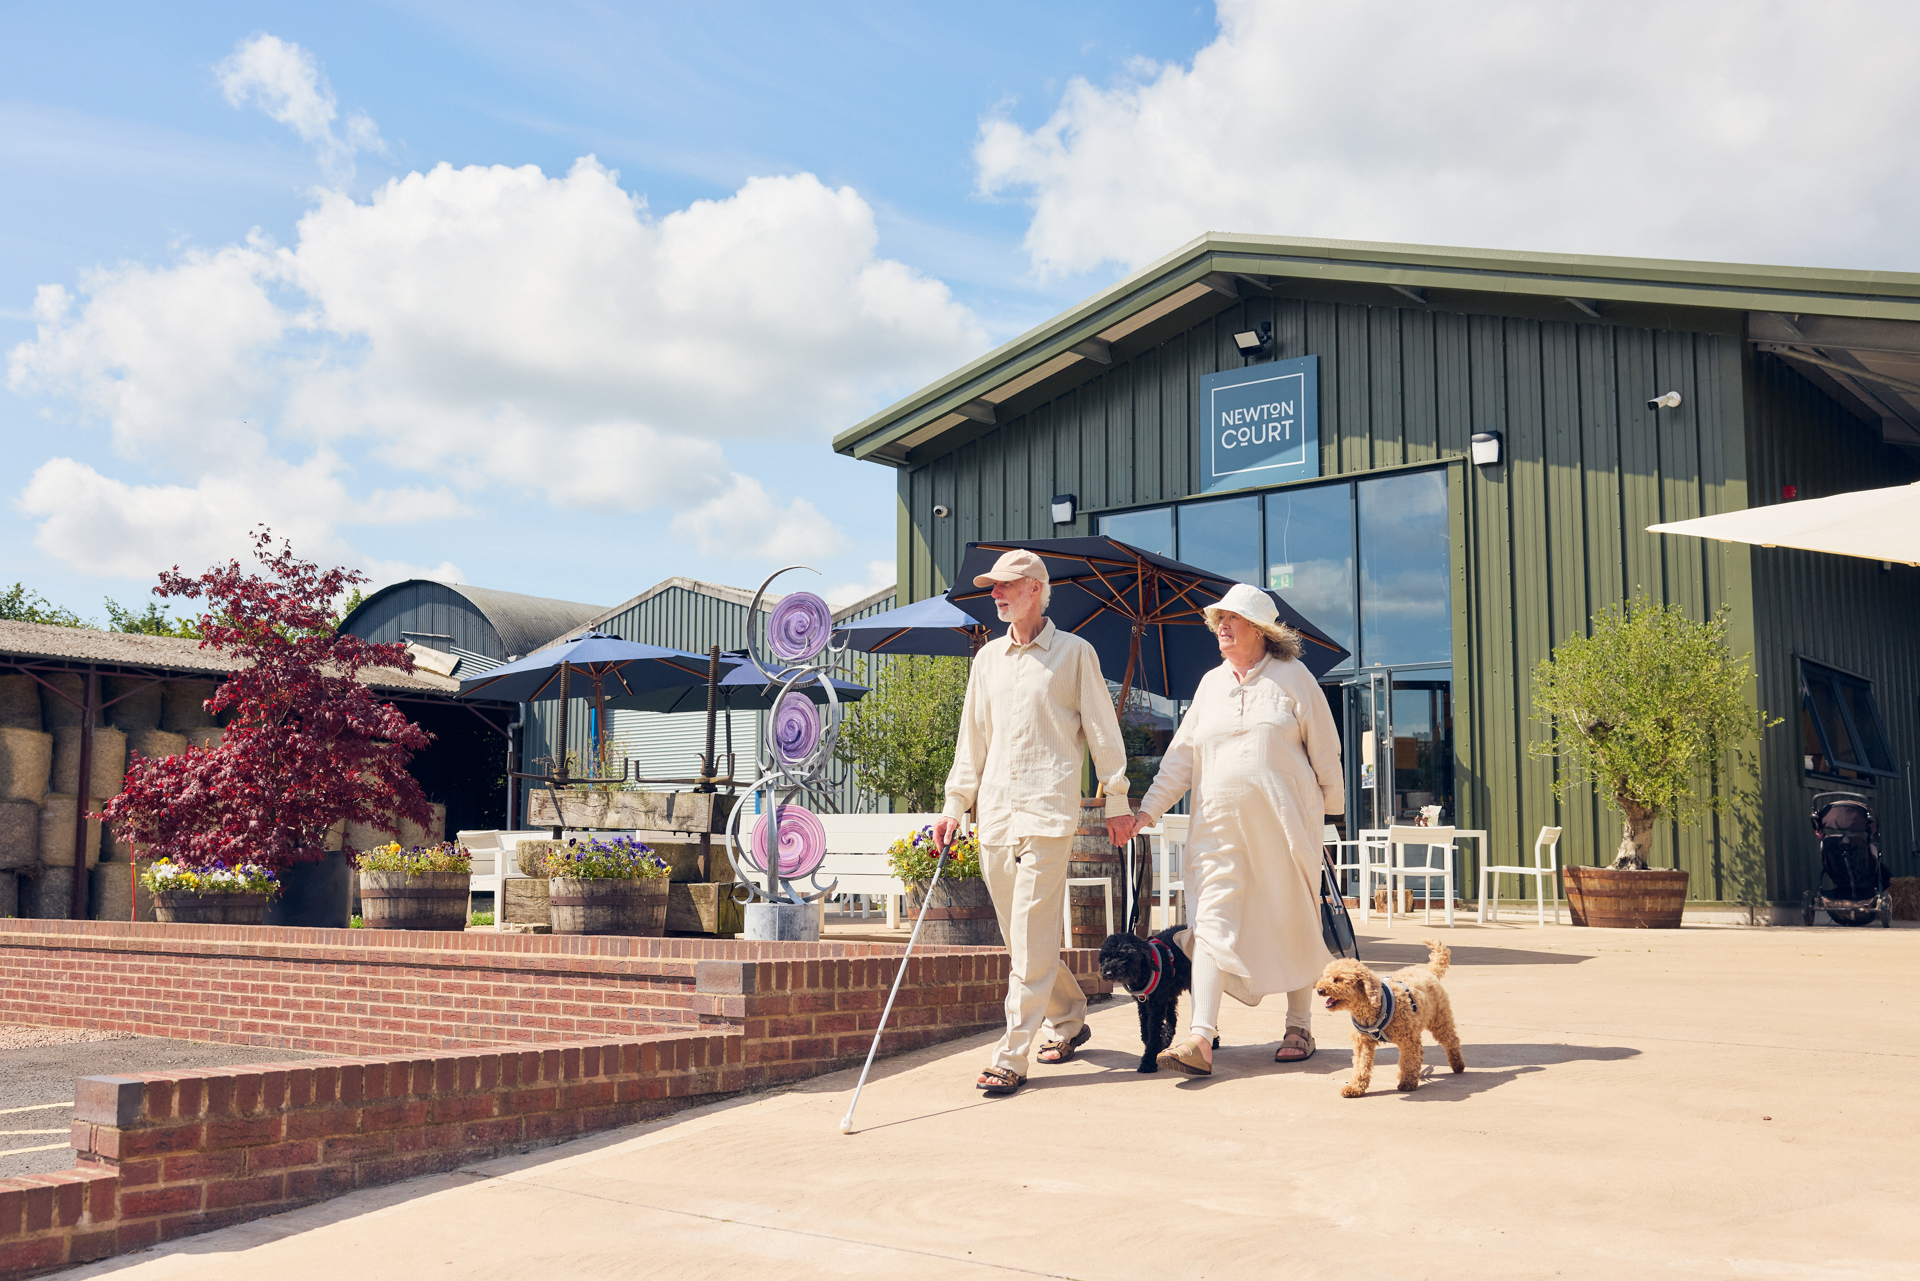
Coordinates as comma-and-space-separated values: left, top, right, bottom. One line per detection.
101, 530, 434, 870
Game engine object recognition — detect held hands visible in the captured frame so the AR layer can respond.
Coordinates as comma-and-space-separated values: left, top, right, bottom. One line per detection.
1106, 813, 1140, 847
930, 815, 959, 853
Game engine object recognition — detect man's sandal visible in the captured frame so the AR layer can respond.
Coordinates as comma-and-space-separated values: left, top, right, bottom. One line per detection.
1156, 1033, 1213, 1077
975, 1067, 1026, 1095
1274, 1028, 1315, 1063
1036, 1025, 1092, 1065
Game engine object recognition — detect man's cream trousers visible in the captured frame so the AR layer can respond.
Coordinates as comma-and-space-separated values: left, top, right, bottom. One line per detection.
981, 834, 1085, 1075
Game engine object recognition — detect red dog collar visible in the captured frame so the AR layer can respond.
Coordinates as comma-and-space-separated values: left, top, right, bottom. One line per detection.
1134, 936, 1174, 1002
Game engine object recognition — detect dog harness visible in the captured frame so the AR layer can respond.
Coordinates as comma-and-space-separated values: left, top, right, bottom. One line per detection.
1133, 936, 1176, 1003
1351, 979, 1417, 1043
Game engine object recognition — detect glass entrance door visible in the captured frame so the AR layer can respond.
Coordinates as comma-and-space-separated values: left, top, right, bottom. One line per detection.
1347, 670, 1454, 832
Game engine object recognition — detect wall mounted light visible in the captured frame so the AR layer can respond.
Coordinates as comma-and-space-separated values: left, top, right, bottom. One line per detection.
1470, 431, 1502, 466
1232, 321, 1273, 359
1648, 390, 1683, 410
1050, 494, 1076, 524
932, 504, 951, 519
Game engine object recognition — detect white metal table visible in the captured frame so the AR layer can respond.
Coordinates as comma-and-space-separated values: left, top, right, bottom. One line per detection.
1354, 828, 1487, 927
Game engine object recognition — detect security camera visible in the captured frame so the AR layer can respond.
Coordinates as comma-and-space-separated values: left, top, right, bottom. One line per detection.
1648, 391, 1682, 411
932, 504, 951, 519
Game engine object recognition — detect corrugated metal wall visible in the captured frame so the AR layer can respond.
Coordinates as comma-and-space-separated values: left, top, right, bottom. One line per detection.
1747, 352, 1920, 896
342, 582, 505, 658
522, 585, 899, 818
897, 293, 1787, 898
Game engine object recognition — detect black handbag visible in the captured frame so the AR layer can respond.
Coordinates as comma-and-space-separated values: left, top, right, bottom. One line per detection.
1319, 853, 1359, 960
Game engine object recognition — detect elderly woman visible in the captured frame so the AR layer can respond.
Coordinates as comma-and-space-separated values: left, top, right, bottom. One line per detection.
1125, 582, 1345, 1075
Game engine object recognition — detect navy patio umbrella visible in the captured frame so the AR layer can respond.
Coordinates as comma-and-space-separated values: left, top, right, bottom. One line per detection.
832, 595, 999, 657
610, 651, 868, 714
456, 631, 736, 784
948, 536, 1350, 707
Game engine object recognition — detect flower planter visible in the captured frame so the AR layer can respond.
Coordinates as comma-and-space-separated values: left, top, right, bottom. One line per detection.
548, 876, 669, 936
1564, 865, 1689, 928
153, 891, 269, 926
358, 869, 471, 931
904, 876, 1002, 947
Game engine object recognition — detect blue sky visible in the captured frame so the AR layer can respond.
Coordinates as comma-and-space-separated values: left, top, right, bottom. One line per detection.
5, 1, 1915, 622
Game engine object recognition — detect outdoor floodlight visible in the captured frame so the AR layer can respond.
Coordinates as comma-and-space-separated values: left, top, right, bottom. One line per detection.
1232, 321, 1273, 358
1470, 431, 1502, 466
1648, 390, 1683, 410
1050, 494, 1076, 525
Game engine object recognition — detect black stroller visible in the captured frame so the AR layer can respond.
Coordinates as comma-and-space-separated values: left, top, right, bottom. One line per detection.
1802, 792, 1892, 928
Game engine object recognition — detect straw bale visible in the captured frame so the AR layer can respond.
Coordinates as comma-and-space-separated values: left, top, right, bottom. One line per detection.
90, 859, 156, 922
1892, 877, 1919, 922
52, 726, 127, 798
20, 865, 74, 918
39, 673, 92, 728
516, 839, 562, 877
38, 794, 103, 869
0, 728, 52, 804
125, 727, 188, 768
0, 871, 16, 918
0, 675, 42, 730
0, 801, 39, 870
104, 676, 164, 730
184, 727, 225, 750
395, 802, 447, 850
103, 822, 139, 862
161, 679, 219, 732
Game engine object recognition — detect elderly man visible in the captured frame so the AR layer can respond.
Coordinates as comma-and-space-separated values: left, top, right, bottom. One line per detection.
931, 549, 1132, 1096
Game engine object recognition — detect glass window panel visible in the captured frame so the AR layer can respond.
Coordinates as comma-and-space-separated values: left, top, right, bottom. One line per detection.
1358, 471, 1451, 667
1805, 672, 1859, 766
1099, 506, 1173, 558
1265, 483, 1355, 669
1840, 680, 1895, 772
1176, 495, 1260, 586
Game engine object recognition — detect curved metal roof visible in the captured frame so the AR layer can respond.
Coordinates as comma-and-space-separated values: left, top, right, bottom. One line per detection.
339, 581, 608, 661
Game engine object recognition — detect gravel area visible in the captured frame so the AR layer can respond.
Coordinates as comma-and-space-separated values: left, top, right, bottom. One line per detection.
0, 1029, 323, 1180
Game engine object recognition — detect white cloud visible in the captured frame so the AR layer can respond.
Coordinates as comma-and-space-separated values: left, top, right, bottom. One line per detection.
976, 0, 1920, 277
7, 150, 985, 582
823, 558, 897, 610
215, 33, 384, 181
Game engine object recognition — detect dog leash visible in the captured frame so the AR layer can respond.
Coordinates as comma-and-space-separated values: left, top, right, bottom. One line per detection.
1351, 979, 1418, 1043
1132, 936, 1175, 1004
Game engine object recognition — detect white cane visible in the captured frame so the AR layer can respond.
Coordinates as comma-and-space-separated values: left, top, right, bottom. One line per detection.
839, 837, 952, 1135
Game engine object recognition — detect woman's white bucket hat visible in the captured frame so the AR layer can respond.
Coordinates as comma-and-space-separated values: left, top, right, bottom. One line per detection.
1202, 582, 1292, 643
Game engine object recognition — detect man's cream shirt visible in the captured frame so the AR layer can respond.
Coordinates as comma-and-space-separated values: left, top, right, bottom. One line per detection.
941, 617, 1131, 846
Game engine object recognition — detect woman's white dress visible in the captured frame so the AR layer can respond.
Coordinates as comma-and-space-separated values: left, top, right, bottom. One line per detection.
1138, 653, 1346, 1004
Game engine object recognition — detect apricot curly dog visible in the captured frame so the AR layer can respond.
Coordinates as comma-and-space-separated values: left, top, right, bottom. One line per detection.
1313, 939, 1464, 1097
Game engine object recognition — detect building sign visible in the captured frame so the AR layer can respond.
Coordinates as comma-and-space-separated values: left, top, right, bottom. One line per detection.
1196, 355, 1319, 494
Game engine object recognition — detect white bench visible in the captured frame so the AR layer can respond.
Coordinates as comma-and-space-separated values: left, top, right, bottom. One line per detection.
812, 813, 954, 928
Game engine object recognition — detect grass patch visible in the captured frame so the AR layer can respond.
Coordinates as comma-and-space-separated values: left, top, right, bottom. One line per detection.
469, 911, 494, 926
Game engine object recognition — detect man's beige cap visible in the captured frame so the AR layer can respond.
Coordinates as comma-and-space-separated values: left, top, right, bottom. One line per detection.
972, 548, 1049, 587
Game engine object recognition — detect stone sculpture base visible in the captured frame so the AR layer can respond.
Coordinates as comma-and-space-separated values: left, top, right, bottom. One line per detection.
742, 900, 820, 942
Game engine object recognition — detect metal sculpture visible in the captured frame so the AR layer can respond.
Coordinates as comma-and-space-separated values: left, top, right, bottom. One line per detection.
725, 566, 853, 926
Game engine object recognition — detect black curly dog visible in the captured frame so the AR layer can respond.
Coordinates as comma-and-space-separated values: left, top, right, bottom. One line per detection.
1099, 927, 1215, 1072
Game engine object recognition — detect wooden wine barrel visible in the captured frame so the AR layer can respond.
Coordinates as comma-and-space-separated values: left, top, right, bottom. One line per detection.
903, 876, 1001, 946
1071, 798, 1139, 950
548, 876, 669, 936
153, 891, 267, 926
359, 870, 470, 931
1563, 866, 1688, 928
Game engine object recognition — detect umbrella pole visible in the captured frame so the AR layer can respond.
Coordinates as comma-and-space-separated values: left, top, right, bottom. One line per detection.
552, 664, 571, 837
699, 645, 720, 881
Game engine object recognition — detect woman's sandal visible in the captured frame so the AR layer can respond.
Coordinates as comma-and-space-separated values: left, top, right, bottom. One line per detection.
976, 1067, 1026, 1095
1156, 1033, 1214, 1077
1274, 1028, 1315, 1063
1035, 1025, 1092, 1065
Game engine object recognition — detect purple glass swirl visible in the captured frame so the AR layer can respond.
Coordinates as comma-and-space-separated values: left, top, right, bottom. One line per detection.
771, 691, 821, 764
750, 803, 826, 880
768, 591, 833, 662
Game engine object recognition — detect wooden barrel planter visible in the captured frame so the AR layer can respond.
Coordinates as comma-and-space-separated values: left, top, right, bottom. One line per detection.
153, 891, 268, 926
1070, 797, 1141, 949
903, 876, 1001, 946
359, 870, 471, 930
1564, 866, 1689, 928
548, 877, 669, 936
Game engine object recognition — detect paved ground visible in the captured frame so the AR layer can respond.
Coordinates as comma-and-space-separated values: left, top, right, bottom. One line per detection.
0, 1034, 322, 1180
53, 917, 1920, 1280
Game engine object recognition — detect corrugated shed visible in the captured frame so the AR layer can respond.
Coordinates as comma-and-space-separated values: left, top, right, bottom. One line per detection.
340, 580, 604, 662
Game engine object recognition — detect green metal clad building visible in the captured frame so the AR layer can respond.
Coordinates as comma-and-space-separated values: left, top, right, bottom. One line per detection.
833, 234, 1920, 913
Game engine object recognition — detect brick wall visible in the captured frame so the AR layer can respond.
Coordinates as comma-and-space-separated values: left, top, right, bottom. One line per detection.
0, 920, 1112, 1278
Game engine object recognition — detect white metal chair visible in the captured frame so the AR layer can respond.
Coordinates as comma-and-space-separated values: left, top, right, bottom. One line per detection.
1477, 826, 1564, 924
1145, 814, 1190, 929
1063, 875, 1115, 943
1322, 823, 1365, 909
1372, 825, 1458, 927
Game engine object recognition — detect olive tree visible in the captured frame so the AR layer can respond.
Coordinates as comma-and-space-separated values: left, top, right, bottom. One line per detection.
1529, 594, 1768, 870
834, 655, 970, 812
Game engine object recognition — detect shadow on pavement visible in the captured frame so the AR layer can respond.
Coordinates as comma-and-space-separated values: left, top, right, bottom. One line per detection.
1354, 938, 1592, 967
